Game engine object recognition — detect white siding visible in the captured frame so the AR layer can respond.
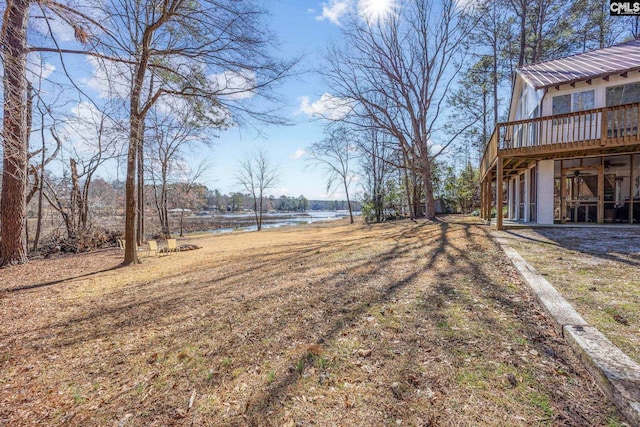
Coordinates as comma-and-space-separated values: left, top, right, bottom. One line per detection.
537, 160, 555, 224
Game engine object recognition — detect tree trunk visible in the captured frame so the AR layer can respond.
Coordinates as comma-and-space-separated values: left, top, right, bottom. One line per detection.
517, 2, 527, 67
137, 141, 144, 245
344, 178, 354, 224
255, 192, 262, 231
33, 137, 46, 252
422, 159, 436, 220
123, 113, 141, 265
69, 158, 80, 239
162, 190, 169, 237
1, 0, 30, 265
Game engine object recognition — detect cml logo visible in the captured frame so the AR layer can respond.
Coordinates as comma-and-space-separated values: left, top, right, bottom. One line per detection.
610, 0, 640, 15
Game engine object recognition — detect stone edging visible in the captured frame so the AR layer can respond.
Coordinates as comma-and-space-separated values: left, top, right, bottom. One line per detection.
492, 232, 640, 427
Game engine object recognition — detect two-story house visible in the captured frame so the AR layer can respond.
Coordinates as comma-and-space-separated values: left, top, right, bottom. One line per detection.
480, 39, 640, 229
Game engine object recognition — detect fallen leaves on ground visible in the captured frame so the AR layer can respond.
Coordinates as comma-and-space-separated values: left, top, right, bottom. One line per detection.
0, 216, 623, 426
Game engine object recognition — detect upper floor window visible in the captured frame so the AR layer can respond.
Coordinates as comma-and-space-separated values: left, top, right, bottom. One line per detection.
552, 90, 595, 115
606, 82, 640, 106
553, 90, 594, 124
552, 94, 571, 115
573, 90, 594, 112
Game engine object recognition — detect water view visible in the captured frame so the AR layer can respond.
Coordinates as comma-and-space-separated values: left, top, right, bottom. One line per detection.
207, 210, 354, 234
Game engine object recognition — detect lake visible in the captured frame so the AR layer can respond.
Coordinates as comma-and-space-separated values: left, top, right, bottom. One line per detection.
205, 210, 355, 234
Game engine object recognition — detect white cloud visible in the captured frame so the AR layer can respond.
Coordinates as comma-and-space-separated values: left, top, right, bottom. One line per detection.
430, 143, 451, 157
208, 69, 257, 100
30, 14, 76, 42
84, 55, 132, 99
60, 102, 124, 157
299, 93, 353, 120
155, 93, 232, 126
26, 53, 55, 83
316, 0, 351, 25
290, 149, 307, 160
454, 0, 478, 10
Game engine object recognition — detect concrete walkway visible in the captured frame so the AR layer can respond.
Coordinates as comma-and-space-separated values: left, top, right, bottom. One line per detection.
492, 232, 640, 427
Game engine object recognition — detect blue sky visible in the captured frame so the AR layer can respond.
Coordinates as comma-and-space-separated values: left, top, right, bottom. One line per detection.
196, 1, 353, 200
28, 0, 408, 200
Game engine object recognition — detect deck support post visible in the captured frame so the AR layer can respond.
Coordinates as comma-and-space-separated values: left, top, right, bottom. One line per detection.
486, 171, 493, 223
480, 179, 484, 220
598, 165, 604, 224
496, 157, 504, 230
482, 178, 489, 221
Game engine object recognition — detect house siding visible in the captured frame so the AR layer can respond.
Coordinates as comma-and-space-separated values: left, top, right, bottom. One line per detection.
537, 160, 555, 225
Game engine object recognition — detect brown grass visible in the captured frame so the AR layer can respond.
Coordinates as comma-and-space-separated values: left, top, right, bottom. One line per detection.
0, 217, 624, 426
498, 227, 640, 365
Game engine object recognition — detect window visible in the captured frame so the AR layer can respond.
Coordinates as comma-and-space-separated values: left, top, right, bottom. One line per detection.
553, 90, 594, 124
552, 94, 571, 115
606, 82, 640, 106
573, 90, 594, 111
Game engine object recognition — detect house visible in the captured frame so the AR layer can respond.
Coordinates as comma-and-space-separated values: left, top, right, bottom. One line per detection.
480, 39, 640, 229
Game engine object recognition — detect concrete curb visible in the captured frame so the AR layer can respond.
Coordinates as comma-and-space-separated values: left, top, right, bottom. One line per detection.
493, 233, 640, 427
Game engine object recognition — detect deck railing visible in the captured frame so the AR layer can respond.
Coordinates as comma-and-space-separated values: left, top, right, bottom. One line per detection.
480, 102, 640, 179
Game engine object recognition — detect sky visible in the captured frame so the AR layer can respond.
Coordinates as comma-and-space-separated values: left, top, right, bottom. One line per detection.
196, 0, 351, 200
193, 0, 397, 200
26, 0, 415, 201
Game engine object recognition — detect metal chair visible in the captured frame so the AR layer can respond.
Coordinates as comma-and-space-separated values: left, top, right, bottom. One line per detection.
147, 240, 165, 257
166, 238, 179, 253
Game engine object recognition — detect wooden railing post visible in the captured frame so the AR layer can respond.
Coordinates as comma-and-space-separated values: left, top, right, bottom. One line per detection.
601, 106, 608, 146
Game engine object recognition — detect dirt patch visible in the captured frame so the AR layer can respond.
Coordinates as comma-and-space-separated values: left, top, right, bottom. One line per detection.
0, 217, 623, 426
499, 227, 640, 365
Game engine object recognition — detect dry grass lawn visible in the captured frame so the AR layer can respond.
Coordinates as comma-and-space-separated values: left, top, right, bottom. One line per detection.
497, 227, 640, 365
0, 217, 625, 426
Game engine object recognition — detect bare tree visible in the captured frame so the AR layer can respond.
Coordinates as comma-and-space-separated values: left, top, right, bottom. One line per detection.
43, 104, 122, 241
308, 126, 358, 224
358, 125, 395, 223
90, 0, 296, 265
236, 149, 279, 231
167, 163, 208, 237
145, 107, 207, 238
324, 0, 475, 220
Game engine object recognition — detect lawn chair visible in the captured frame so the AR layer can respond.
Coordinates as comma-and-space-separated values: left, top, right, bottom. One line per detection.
147, 240, 166, 257
166, 238, 179, 253
119, 238, 146, 254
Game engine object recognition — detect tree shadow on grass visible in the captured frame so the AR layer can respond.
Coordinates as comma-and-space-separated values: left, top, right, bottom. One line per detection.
517, 227, 640, 268
0, 220, 620, 426
4, 264, 125, 293
234, 222, 451, 424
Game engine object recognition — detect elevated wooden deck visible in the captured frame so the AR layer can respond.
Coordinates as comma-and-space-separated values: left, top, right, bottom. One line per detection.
480, 102, 640, 181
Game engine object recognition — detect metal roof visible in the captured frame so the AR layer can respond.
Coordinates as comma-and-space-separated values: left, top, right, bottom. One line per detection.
517, 39, 640, 89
